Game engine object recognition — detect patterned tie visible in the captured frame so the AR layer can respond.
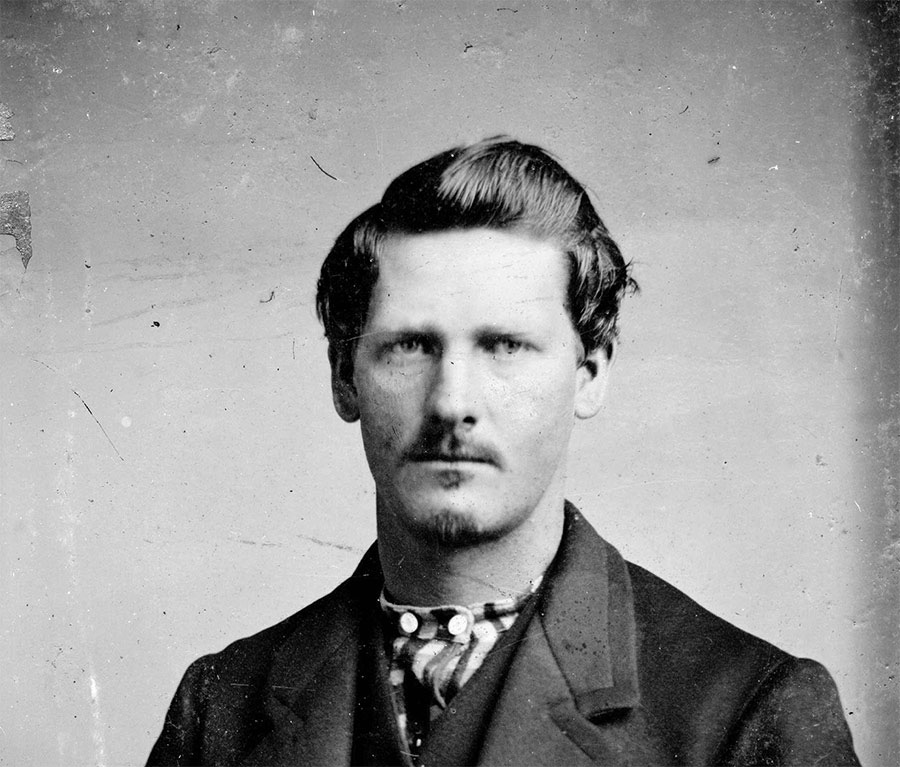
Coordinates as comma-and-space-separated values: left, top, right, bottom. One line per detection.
379, 582, 541, 761
380, 578, 542, 709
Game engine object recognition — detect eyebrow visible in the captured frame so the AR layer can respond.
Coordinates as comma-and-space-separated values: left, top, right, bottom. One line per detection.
366, 323, 534, 338
360, 324, 440, 339
474, 325, 533, 339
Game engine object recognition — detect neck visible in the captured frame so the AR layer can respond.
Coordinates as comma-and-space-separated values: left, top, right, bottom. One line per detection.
376, 497, 565, 606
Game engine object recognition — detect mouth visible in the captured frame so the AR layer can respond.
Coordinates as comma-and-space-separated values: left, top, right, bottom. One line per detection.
410, 455, 494, 467
405, 447, 500, 468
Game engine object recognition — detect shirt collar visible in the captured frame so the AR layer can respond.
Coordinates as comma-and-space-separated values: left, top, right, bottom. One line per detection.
379, 576, 543, 644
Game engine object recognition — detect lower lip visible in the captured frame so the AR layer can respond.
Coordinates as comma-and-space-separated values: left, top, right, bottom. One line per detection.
410, 461, 493, 488
410, 460, 497, 478
413, 459, 494, 469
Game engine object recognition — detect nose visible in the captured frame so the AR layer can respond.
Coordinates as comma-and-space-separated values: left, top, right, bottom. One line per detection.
426, 352, 479, 427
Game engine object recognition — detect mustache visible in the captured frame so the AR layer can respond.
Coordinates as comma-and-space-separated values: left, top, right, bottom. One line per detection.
403, 432, 502, 467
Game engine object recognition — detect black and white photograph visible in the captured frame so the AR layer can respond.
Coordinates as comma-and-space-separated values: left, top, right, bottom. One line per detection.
1, 2, 896, 765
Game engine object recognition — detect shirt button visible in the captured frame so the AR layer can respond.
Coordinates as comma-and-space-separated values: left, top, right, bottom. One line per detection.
399, 612, 419, 634
447, 614, 468, 636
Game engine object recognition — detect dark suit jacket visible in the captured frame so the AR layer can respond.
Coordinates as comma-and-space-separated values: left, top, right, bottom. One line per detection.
147, 505, 859, 766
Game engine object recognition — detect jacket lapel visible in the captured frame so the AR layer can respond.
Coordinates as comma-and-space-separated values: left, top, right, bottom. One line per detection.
239, 547, 383, 766
478, 504, 642, 766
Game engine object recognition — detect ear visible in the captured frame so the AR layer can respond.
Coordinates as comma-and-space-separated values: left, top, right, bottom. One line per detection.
328, 342, 360, 423
574, 341, 614, 420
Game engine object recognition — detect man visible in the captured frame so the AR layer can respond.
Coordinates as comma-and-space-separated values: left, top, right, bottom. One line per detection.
148, 138, 859, 765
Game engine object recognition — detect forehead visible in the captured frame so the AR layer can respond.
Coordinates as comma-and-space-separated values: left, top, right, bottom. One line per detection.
367, 228, 570, 327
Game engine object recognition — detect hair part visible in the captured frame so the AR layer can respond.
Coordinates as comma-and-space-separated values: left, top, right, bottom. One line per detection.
316, 137, 636, 360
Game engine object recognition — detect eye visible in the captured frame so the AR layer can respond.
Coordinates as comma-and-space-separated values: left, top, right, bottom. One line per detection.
486, 335, 528, 358
383, 334, 434, 360
395, 338, 424, 354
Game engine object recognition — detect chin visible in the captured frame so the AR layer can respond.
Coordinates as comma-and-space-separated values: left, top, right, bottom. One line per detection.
406, 504, 516, 549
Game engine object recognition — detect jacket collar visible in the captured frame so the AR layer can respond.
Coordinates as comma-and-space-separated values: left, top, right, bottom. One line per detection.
477, 503, 641, 765
242, 503, 641, 765
542, 502, 640, 716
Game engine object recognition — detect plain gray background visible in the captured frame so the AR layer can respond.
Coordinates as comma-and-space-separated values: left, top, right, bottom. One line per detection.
1, 1, 897, 764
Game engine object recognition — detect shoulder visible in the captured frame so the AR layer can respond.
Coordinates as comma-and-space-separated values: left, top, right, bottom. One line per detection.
624, 561, 858, 764
147, 564, 378, 766
160, 579, 347, 716
626, 559, 791, 709
186, 565, 375, 689
626, 561, 789, 674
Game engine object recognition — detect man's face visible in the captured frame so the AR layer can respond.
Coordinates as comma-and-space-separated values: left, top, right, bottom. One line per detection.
332, 228, 607, 547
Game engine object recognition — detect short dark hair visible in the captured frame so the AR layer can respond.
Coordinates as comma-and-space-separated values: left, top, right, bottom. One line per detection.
316, 137, 636, 358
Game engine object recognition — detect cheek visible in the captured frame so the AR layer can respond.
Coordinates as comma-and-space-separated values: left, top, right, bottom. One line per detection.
513, 364, 577, 416
504, 378, 576, 447
356, 374, 425, 443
